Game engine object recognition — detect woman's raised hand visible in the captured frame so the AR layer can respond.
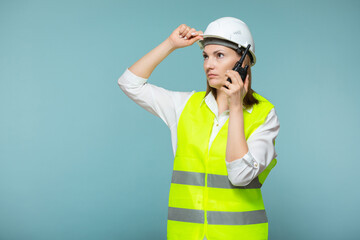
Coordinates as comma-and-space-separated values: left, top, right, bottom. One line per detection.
168, 24, 204, 50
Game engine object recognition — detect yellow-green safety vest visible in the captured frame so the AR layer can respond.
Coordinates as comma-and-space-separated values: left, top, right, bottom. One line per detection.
167, 91, 277, 240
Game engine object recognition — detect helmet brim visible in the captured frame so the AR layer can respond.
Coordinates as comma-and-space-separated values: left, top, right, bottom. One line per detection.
197, 35, 257, 66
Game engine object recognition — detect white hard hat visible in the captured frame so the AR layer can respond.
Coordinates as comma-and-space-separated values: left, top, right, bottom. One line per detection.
197, 17, 256, 66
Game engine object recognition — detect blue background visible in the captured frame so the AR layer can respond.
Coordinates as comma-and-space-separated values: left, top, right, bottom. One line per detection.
1, 0, 359, 239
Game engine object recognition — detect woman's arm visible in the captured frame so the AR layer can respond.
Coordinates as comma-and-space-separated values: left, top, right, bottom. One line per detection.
118, 24, 203, 127
226, 105, 248, 162
118, 68, 194, 128
226, 108, 280, 186
128, 38, 175, 79
128, 24, 203, 79
221, 70, 280, 186
222, 70, 250, 163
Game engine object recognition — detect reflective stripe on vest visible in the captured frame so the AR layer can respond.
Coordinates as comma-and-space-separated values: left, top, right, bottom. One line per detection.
168, 207, 267, 225
171, 170, 262, 189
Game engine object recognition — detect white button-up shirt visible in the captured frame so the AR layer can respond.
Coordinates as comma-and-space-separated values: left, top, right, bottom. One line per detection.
118, 68, 280, 186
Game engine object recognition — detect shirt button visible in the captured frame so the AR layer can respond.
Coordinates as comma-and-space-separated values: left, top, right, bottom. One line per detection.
216, 123, 219, 126
254, 162, 258, 168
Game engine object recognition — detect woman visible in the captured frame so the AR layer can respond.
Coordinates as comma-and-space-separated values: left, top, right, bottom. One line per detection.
118, 17, 280, 240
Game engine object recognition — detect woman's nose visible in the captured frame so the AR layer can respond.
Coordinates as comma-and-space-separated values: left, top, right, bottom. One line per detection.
205, 58, 215, 70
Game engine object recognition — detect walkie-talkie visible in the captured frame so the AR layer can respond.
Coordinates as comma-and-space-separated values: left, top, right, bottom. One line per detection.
226, 44, 251, 87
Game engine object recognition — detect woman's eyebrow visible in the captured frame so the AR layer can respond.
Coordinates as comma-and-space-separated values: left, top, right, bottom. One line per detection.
202, 50, 224, 55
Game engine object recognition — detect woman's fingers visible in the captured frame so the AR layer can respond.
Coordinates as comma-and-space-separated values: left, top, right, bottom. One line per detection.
179, 24, 191, 38
223, 80, 232, 90
170, 24, 203, 49
224, 70, 249, 101
187, 34, 203, 45
178, 25, 202, 40
178, 24, 186, 37
220, 85, 230, 96
225, 70, 242, 88
185, 28, 197, 39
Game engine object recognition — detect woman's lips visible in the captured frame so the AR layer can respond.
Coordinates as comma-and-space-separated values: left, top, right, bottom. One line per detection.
208, 74, 218, 78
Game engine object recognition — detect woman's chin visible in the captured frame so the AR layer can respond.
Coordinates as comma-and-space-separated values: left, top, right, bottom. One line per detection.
208, 79, 224, 89
208, 82, 224, 90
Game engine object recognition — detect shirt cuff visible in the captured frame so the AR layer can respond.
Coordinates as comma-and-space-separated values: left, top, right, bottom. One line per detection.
225, 151, 259, 170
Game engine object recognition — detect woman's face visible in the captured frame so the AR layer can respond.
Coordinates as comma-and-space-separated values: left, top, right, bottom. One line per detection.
203, 44, 241, 90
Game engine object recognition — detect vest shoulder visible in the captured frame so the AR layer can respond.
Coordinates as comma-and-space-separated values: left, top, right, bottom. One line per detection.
252, 92, 274, 109
188, 91, 206, 103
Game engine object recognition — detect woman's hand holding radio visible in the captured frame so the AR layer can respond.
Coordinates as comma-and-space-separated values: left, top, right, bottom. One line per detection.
222, 70, 250, 110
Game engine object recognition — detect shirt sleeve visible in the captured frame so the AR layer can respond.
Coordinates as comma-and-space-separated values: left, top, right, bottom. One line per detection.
226, 107, 280, 186
117, 68, 194, 128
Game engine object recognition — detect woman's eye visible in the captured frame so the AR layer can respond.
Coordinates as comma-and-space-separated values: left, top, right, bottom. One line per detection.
202, 53, 223, 59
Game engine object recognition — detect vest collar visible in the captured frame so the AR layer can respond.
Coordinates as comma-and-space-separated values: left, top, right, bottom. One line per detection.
199, 92, 253, 114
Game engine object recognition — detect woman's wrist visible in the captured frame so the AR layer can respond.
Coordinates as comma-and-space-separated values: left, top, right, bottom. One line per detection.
165, 37, 177, 52
229, 101, 244, 112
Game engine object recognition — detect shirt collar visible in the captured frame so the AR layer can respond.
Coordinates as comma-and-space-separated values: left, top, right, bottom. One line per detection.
200, 91, 253, 114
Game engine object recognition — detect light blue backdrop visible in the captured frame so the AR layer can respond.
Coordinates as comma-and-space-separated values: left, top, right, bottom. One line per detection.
1, 0, 359, 239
